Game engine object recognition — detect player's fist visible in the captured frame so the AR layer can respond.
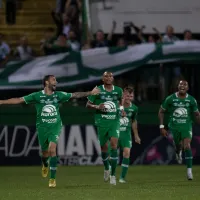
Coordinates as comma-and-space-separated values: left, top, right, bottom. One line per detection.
135, 135, 141, 144
121, 110, 126, 117
91, 86, 100, 95
160, 128, 168, 137
98, 103, 105, 111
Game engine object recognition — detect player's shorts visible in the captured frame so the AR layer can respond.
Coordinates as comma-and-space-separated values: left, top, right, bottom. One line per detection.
37, 124, 62, 151
97, 121, 120, 146
169, 128, 192, 145
118, 130, 132, 149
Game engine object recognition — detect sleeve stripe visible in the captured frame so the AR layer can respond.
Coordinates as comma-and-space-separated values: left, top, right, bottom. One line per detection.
69, 93, 73, 99
160, 105, 166, 110
194, 109, 199, 112
22, 97, 27, 104
87, 97, 94, 103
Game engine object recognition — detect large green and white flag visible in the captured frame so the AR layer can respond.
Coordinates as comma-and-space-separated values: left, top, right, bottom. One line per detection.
1, 41, 200, 89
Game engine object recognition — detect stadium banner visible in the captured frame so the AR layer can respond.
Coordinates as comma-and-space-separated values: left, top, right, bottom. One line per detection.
1, 125, 200, 166
1, 41, 200, 89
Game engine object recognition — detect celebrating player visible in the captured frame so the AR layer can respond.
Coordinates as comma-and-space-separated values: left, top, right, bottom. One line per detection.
0, 75, 99, 188
86, 71, 125, 185
118, 86, 141, 183
158, 80, 200, 180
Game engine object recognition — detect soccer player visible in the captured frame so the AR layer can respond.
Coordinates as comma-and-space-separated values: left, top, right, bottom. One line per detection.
0, 75, 99, 188
86, 71, 125, 185
118, 86, 141, 183
158, 80, 200, 180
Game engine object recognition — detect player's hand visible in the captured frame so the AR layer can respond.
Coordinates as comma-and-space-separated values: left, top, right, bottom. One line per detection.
121, 110, 126, 117
91, 87, 100, 95
160, 128, 168, 137
135, 135, 141, 144
97, 103, 105, 111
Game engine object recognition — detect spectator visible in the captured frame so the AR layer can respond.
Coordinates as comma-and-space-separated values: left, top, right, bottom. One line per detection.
6, 0, 17, 25
0, 33, 11, 63
52, 11, 71, 37
65, 0, 82, 32
162, 25, 179, 42
91, 21, 116, 48
184, 30, 192, 40
14, 36, 34, 60
117, 38, 126, 47
40, 28, 57, 55
67, 30, 80, 51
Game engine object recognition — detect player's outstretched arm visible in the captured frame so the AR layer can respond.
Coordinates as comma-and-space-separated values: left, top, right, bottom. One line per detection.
0, 98, 25, 105
71, 87, 100, 99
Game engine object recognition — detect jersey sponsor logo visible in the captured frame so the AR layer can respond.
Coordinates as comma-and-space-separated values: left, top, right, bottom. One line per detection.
120, 117, 129, 126
41, 105, 58, 117
120, 127, 127, 131
102, 101, 116, 112
101, 114, 116, 119
173, 108, 188, 118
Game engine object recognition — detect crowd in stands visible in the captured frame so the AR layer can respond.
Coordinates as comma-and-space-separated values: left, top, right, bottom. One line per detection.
0, 0, 197, 103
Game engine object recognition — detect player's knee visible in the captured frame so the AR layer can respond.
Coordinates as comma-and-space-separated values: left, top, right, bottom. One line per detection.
48, 142, 57, 156
101, 143, 108, 152
110, 138, 118, 149
183, 139, 191, 150
123, 149, 130, 158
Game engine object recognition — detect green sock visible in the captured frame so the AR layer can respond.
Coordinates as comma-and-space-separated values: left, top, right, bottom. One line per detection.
185, 149, 193, 168
101, 152, 110, 170
110, 149, 118, 176
41, 157, 49, 167
50, 156, 58, 179
120, 157, 129, 179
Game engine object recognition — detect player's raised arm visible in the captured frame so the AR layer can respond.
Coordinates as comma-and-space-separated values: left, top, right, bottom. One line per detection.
0, 97, 25, 105
71, 87, 100, 99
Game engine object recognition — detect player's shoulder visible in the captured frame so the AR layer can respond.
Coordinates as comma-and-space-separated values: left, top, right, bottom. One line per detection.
164, 93, 175, 101
187, 94, 197, 102
131, 103, 138, 111
113, 85, 123, 91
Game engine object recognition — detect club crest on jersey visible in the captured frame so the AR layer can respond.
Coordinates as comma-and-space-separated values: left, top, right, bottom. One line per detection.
41, 105, 58, 117
102, 101, 116, 112
173, 108, 188, 118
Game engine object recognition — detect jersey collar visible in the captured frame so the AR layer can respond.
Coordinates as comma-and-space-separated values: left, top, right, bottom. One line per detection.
42, 90, 54, 95
175, 92, 188, 98
102, 85, 114, 91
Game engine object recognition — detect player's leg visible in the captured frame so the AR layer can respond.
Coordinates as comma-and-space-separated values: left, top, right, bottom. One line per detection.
48, 141, 58, 187
119, 133, 131, 183
97, 126, 110, 181
170, 129, 182, 164
37, 130, 49, 178
108, 122, 120, 185
182, 130, 193, 180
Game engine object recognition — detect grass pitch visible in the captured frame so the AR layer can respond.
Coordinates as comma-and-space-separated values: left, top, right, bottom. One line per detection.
1, 166, 200, 200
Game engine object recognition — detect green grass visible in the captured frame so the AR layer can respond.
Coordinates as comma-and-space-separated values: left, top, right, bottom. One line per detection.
1, 166, 200, 200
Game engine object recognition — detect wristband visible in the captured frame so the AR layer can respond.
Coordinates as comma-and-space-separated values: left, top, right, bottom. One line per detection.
159, 125, 164, 129
120, 106, 124, 111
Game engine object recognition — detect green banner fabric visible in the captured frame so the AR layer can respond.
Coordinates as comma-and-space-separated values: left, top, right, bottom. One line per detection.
1, 41, 200, 89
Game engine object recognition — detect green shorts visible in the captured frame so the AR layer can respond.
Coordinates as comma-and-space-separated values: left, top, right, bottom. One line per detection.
118, 130, 132, 149
37, 125, 62, 151
97, 121, 120, 146
170, 128, 192, 145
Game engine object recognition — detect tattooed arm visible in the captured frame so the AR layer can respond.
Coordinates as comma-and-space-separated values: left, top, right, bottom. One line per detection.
71, 87, 100, 99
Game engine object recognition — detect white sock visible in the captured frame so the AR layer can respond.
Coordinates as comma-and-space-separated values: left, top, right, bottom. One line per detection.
187, 168, 192, 174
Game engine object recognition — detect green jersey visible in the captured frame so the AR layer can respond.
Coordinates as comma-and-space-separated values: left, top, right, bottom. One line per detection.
87, 85, 123, 127
161, 92, 199, 130
120, 103, 138, 132
23, 90, 72, 128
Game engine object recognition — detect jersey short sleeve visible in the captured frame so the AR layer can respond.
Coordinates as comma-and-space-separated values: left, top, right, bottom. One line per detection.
87, 95, 96, 103
191, 97, 199, 112
23, 92, 38, 104
119, 87, 123, 99
58, 91, 72, 103
161, 95, 172, 110
132, 107, 138, 121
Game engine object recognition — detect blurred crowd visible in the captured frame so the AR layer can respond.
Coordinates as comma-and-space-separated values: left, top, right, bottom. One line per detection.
0, 0, 198, 103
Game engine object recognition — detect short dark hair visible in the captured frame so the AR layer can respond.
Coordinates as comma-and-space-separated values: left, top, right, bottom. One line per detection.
124, 84, 134, 93
42, 75, 54, 87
